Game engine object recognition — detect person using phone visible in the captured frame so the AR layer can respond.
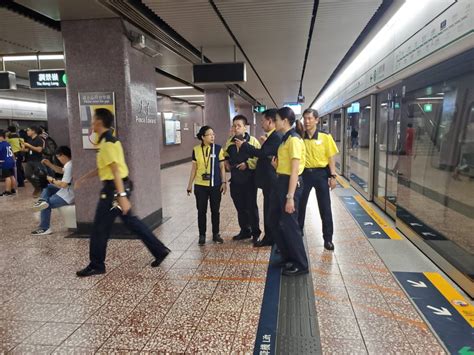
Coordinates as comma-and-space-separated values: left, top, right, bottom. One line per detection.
75, 108, 170, 277
224, 115, 261, 242
187, 125, 227, 246
234, 109, 282, 247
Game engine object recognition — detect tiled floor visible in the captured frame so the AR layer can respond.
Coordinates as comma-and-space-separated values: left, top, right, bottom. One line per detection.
1, 163, 446, 354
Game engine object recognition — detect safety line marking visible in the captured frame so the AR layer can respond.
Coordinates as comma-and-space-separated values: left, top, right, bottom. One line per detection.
354, 195, 402, 240
424, 272, 474, 327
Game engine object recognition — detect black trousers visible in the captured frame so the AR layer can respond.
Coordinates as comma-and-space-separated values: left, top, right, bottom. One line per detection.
298, 168, 334, 242
194, 184, 222, 236
89, 182, 168, 270
262, 183, 278, 242
230, 177, 261, 237
15, 154, 25, 187
273, 175, 308, 270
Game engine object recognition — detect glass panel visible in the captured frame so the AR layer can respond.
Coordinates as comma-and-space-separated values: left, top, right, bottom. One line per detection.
386, 93, 402, 214
375, 94, 389, 209
347, 97, 371, 193
330, 111, 343, 173
397, 73, 474, 281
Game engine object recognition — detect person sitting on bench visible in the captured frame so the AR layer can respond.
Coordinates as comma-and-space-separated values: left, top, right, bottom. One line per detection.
31, 146, 74, 235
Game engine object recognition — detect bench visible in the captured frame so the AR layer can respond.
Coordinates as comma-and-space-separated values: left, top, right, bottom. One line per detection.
58, 205, 77, 229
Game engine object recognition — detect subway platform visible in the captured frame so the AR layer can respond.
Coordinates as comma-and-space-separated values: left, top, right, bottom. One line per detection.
1, 163, 472, 354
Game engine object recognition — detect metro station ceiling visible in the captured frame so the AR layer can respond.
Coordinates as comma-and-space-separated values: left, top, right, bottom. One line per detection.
0, 0, 384, 108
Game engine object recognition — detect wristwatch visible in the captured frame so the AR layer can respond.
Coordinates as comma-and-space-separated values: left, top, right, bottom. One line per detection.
117, 192, 128, 197
330, 174, 337, 179
286, 193, 294, 199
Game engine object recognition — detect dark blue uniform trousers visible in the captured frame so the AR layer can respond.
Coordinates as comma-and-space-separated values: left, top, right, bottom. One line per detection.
89, 181, 168, 270
273, 175, 309, 271
298, 168, 334, 242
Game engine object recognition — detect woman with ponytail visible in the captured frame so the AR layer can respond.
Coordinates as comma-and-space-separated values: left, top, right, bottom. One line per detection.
187, 126, 227, 246
271, 107, 309, 276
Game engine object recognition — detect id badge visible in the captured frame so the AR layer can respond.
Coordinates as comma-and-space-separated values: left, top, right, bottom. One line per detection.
202, 173, 211, 181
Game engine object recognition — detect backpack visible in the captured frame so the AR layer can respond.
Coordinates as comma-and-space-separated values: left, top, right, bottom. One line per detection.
43, 136, 58, 160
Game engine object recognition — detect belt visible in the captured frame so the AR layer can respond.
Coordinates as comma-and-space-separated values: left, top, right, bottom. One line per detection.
304, 167, 328, 172
102, 177, 129, 186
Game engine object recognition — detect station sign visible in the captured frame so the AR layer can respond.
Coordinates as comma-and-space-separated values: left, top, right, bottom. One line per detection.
29, 69, 67, 89
253, 105, 267, 113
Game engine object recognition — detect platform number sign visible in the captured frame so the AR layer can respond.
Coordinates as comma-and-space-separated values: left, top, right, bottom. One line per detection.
29, 69, 67, 89
253, 105, 267, 113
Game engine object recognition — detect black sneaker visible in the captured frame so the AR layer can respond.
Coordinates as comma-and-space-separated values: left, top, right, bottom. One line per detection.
151, 248, 170, 267
198, 235, 206, 246
0, 191, 13, 197
232, 232, 252, 241
33, 200, 49, 212
76, 265, 106, 277
212, 234, 224, 244
31, 228, 52, 235
11, 189, 16, 194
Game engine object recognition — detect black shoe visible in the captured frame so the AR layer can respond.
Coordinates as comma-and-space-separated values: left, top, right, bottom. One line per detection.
198, 235, 206, 246
233, 232, 252, 241
324, 241, 335, 251
76, 266, 105, 277
271, 260, 293, 268
254, 238, 273, 247
282, 265, 309, 276
212, 234, 224, 244
151, 248, 170, 267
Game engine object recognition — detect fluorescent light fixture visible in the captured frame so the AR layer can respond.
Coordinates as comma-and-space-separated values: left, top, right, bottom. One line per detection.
314, 0, 431, 110
381, 103, 388, 106
163, 112, 173, 119
364, 106, 371, 109
436, 92, 445, 95
2, 54, 64, 62
416, 97, 443, 100
190, 100, 204, 103
156, 86, 193, 90
0, 98, 46, 110
171, 94, 205, 98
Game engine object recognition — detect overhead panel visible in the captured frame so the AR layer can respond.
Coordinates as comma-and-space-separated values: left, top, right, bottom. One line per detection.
0, 8, 62, 54
303, 0, 383, 109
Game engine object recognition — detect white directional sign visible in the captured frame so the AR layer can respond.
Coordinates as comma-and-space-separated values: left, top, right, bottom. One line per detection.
408, 280, 427, 288
427, 306, 452, 316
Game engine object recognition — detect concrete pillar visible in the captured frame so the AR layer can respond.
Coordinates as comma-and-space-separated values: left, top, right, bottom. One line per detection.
62, 18, 163, 233
204, 88, 234, 146
46, 90, 69, 147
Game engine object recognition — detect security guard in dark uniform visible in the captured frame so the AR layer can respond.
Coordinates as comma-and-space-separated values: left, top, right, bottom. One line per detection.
75, 108, 170, 277
225, 114, 261, 242
235, 109, 282, 247
298, 109, 339, 251
273, 107, 309, 276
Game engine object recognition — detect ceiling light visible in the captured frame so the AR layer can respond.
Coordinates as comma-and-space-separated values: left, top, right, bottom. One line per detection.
0, 98, 46, 110
2, 55, 37, 62
190, 100, 205, 103
171, 94, 205, 98
163, 112, 173, 119
156, 86, 193, 90
436, 92, 445, 95
416, 97, 443, 100
2, 54, 64, 62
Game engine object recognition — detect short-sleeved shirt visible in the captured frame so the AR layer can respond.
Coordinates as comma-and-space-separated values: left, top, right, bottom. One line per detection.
7, 134, 23, 154
56, 161, 74, 204
97, 130, 129, 181
0, 141, 15, 169
192, 143, 225, 187
277, 129, 305, 176
303, 130, 339, 168
27, 136, 44, 162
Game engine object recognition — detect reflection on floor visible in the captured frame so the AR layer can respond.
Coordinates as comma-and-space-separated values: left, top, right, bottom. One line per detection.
0, 163, 446, 354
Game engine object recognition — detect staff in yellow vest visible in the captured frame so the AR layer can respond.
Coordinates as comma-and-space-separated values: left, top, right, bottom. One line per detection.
272, 107, 309, 276
298, 109, 339, 251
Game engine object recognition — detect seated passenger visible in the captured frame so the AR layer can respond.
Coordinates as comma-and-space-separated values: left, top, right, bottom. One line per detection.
0, 130, 17, 196
31, 146, 74, 235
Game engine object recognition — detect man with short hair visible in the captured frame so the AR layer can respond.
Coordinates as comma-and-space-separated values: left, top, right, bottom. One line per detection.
235, 109, 282, 247
31, 146, 74, 235
75, 108, 170, 277
225, 115, 261, 241
298, 109, 339, 251
23, 126, 45, 197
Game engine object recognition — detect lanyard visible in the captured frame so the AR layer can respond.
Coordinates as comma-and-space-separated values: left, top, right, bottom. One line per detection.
202, 145, 211, 171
